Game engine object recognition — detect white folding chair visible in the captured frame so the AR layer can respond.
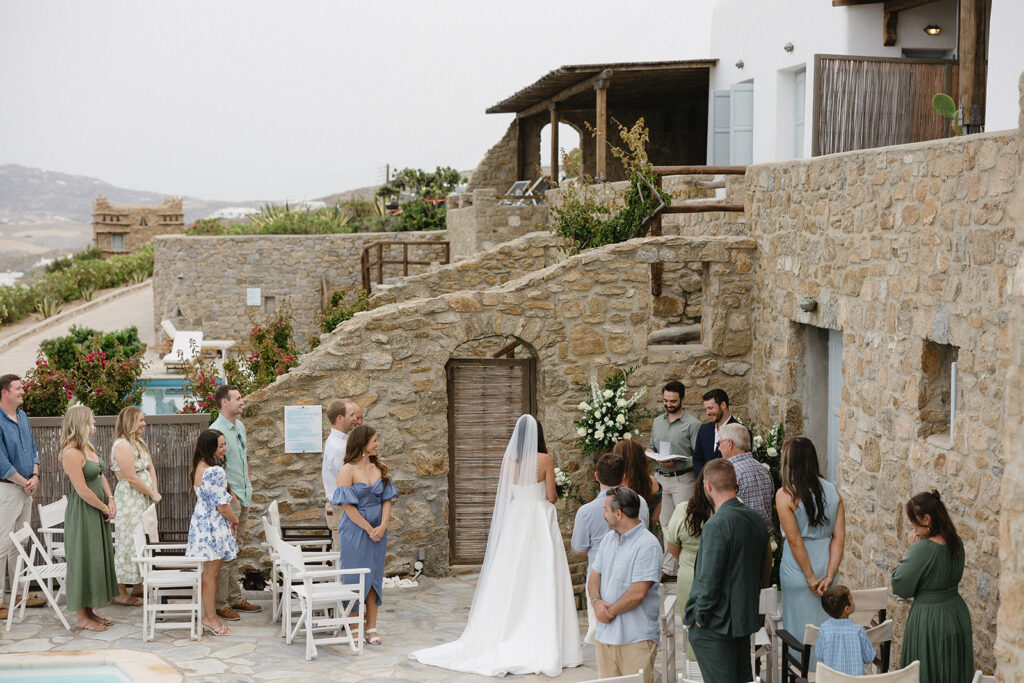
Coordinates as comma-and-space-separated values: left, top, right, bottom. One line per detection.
971, 672, 996, 683
660, 594, 677, 683
275, 536, 368, 660
37, 496, 67, 560
817, 660, 919, 682
131, 523, 203, 641
262, 516, 336, 629
6, 523, 69, 631
268, 499, 332, 552
579, 670, 644, 683
679, 623, 704, 681
752, 585, 781, 683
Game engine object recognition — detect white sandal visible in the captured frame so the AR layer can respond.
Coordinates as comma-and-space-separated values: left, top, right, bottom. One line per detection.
365, 627, 382, 645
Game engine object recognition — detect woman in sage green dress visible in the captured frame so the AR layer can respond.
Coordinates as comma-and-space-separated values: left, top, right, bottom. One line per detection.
60, 405, 118, 631
110, 406, 160, 606
892, 490, 973, 682
665, 470, 713, 659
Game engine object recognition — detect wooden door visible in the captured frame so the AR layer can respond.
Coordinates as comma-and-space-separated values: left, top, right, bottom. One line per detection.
446, 358, 535, 564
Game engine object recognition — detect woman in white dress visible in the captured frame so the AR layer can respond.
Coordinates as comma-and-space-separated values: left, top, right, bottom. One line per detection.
411, 414, 583, 677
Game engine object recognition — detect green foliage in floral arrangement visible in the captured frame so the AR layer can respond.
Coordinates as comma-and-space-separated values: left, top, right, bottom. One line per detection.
318, 288, 379, 334
74, 347, 147, 416
550, 118, 672, 255
573, 366, 654, 456
21, 356, 77, 417
554, 466, 586, 506
40, 325, 144, 371
177, 345, 222, 423
222, 307, 302, 395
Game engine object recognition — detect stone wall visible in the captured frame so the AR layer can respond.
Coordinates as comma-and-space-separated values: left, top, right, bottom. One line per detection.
747, 129, 1022, 671
237, 235, 756, 581
376, 231, 565, 303
465, 120, 518, 193
445, 190, 549, 260
152, 231, 448, 344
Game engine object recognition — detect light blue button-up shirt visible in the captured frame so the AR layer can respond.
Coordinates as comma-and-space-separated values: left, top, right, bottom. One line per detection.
210, 414, 251, 507
0, 408, 39, 481
571, 491, 649, 575
592, 520, 662, 645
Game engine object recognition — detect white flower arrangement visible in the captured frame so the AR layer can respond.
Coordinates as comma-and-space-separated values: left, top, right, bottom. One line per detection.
554, 466, 581, 502
573, 367, 652, 456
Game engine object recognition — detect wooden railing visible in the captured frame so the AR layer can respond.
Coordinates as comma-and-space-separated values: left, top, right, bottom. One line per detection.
645, 165, 747, 295
360, 240, 451, 292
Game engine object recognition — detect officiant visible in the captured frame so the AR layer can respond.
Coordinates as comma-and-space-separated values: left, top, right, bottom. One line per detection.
646, 380, 701, 583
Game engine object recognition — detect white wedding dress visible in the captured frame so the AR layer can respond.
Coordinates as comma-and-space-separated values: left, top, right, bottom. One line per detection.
411, 416, 583, 677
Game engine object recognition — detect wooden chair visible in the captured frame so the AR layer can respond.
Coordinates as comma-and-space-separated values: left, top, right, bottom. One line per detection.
5, 523, 68, 631
816, 660, 918, 682
752, 585, 782, 683
131, 523, 203, 641
660, 594, 677, 683
36, 496, 67, 561
275, 536, 368, 660
780, 619, 894, 681
849, 587, 891, 669
262, 516, 336, 628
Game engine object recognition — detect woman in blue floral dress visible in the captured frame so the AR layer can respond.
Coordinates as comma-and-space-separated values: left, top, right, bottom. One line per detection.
186, 429, 239, 636
332, 424, 398, 645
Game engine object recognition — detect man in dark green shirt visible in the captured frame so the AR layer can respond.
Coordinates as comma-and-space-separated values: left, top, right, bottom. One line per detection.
683, 458, 768, 683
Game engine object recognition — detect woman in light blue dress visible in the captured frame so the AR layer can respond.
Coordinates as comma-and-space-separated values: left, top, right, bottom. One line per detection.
186, 429, 239, 636
776, 437, 845, 671
332, 424, 398, 645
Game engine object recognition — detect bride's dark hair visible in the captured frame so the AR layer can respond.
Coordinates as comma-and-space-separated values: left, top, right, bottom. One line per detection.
514, 415, 545, 462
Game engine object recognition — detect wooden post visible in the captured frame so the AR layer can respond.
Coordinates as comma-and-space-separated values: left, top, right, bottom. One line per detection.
376, 242, 383, 284
651, 174, 663, 297
549, 104, 560, 185
594, 77, 609, 181
958, 0, 990, 133
403, 242, 409, 276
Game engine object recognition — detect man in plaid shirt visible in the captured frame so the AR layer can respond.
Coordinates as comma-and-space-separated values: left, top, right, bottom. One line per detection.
718, 424, 773, 532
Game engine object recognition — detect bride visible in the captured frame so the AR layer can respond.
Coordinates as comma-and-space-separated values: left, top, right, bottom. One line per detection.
411, 414, 583, 676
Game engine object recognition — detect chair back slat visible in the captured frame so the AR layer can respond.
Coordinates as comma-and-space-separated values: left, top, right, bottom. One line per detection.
267, 500, 281, 535
274, 535, 302, 572
867, 619, 894, 644
804, 623, 820, 646
142, 504, 160, 543
851, 586, 888, 627
38, 497, 67, 529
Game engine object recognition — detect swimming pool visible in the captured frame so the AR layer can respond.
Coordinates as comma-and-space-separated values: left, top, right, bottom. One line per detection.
0, 664, 132, 682
0, 650, 180, 682
138, 378, 189, 415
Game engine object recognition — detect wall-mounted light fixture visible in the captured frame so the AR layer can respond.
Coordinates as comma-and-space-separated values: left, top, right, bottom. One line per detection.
735, 59, 744, 69
924, 24, 941, 35
784, 42, 794, 53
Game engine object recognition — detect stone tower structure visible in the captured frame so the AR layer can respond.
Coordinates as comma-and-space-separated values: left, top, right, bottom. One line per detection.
92, 195, 185, 255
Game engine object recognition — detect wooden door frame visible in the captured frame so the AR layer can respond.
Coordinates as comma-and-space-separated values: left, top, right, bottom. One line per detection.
445, 356, 537, 564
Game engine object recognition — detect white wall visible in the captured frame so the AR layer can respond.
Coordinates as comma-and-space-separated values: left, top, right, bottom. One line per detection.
986, 2, 1024, 132
708, 0, 957, 163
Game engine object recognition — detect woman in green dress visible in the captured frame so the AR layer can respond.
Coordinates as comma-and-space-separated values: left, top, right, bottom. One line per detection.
665, 470, 713, 658
60, 405, 118, 631
891, 490, 973, 682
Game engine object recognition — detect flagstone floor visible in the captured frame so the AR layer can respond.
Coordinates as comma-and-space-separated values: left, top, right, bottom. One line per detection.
0, 573, 622, 682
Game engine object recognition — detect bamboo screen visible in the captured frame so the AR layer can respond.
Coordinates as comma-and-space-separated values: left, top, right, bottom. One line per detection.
29, 413, 210, 538
814, 55, 957, 156
447, 358, 534, 564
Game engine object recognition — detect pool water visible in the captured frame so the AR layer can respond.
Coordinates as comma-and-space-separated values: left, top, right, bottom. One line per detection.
138, 378, 189, 415
0, 664, 132, 682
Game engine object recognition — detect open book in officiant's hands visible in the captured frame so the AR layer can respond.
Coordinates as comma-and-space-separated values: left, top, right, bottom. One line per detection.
644, 449, 691, 463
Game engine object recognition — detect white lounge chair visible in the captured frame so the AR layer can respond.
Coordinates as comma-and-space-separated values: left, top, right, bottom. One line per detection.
159, 319, 236, 370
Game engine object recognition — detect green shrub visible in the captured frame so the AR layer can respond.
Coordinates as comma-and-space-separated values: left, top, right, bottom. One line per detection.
318, 289, 378, 334
40, 325, 144, 371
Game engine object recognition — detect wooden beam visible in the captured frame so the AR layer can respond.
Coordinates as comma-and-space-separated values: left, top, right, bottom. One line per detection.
652, 165, 747, 175
516, 69, 613, 119
832, 0, 882, 5
959, 0, 991, 132
662, 204, 745, 214
595, 81, 608, 181
549, 105, 559, 185
883, 0, 937, 11
883, 11, 898, 46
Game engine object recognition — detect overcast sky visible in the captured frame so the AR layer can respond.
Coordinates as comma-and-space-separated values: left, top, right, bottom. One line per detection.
0, 1, 710, 201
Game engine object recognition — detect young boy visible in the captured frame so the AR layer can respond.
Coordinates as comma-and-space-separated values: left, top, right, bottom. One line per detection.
815, 585, 876, 676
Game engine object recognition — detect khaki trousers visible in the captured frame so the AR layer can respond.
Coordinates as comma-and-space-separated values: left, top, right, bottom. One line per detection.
216, 498, 243, 610
323, 501, 340, 555
596, 640, 657, 683
0, 484, 32, 602
655, 470, 696, 576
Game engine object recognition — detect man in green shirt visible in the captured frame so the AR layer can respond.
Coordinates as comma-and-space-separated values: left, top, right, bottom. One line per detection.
684, 458, 768, 683
210, 385, 261, 619
646, 380, 700, 581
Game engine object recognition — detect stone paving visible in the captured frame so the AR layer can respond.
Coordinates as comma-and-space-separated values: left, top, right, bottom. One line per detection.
0, 572, 636, 682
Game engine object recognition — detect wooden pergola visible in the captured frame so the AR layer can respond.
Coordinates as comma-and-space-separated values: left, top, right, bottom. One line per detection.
832, 0, 991, 132
486, 60, 716, 184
